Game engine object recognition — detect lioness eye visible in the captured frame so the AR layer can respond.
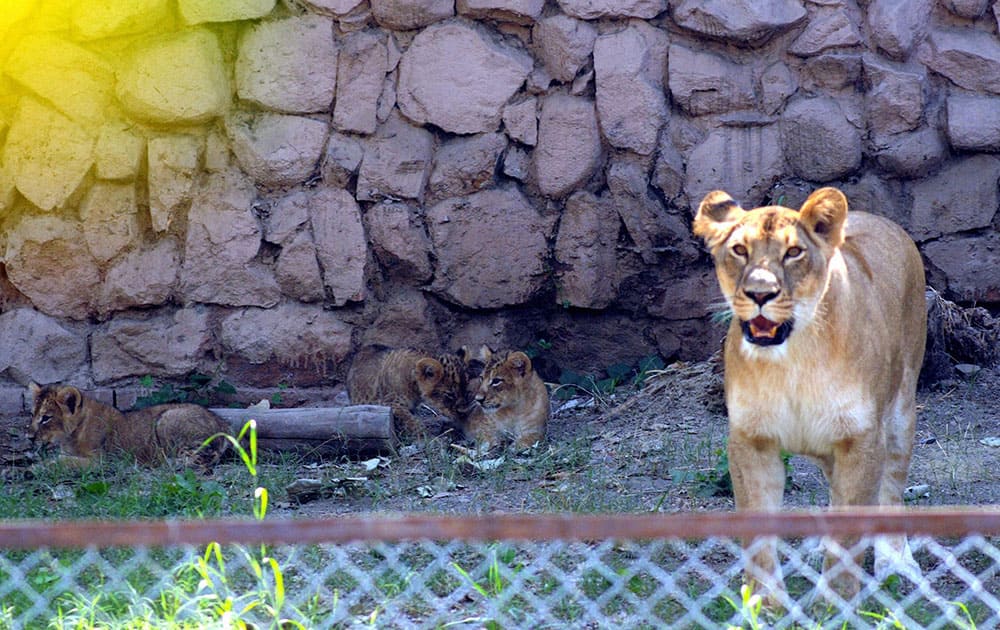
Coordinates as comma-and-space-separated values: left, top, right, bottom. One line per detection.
732, 244, 748, 257
785, 246, 804, 259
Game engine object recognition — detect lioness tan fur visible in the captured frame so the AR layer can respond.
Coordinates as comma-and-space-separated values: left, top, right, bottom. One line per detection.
346, 345, 469, 436
464, 350, 549, 449
28, 382, 230, 469
693, 187, 926, 604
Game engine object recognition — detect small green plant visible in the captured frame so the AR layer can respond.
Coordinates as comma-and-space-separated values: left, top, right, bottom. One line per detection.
554, 354, 666, 401
135, 372, 236, 409
724, 584, 764, 630
672, 441, 794, 498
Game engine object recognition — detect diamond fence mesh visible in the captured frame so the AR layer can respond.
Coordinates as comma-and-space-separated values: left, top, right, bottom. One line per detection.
1, 510, 998, 629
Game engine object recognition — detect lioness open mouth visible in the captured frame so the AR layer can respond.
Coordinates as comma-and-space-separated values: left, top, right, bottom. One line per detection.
741, 315, 793, 346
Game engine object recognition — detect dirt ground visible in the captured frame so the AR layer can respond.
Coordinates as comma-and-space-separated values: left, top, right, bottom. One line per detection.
2, 356, 999, 517
264, 356, 1000, 518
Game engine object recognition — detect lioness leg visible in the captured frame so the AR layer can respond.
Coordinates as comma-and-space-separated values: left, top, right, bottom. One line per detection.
824, 434, 883, 601
728, 431, 787, 606
874, 392, 921, 583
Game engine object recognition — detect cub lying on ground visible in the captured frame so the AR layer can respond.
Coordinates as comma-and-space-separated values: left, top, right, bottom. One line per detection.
346, 345, 470, 437
464, 349, 549, 449
693, 187, 926, 605
28, 382, 230, 469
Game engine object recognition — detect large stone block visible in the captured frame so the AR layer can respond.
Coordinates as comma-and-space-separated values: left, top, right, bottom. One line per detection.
356, 113, 434, 202
502, 97, 538, 146
72, 0, 170, 40
0, 309, 86, 384
5, 216, 101, 320
554, 192, 620, 309
220, 304, 353, 372
274, 230, 326, 302
397, 21, 532, 134
236, 15, 337, 114
457, 0, 545, 23
668, 43, 754, 116
671, 0, 806, 45
788, 4, 862, 56
365, 202, 433, 282
924, 233, 1000, 302
309, 187, 368, 306
781, 97, 862, 182
94, 124, 145, 181
533, 94, 602, 198
427, 132, 507, 203
180, 168, 281, 307
532, 15, 597, 84
334, 30, 388, 134
867, 0, 933, 60
919, 28, 1000, 94
101, 239, 179, 313
872, 127, 947, 178
863, 56, 925, 135
226, 111, 329, 188
594, 23, 668, 155
558, 0, 666, 19
148, 135, 202, 233
946, 95, 1000, 151
91, 309, 212, 382
4, 34, 113, 125
427, 187, 554, 308
80, 182, 139, 264
371, 0, 454, 29
116, 30, 229, 124
910, 155, 1000, 240
3, 98, 95, 211
685, 125, 784, 208
179, 0, 276, 24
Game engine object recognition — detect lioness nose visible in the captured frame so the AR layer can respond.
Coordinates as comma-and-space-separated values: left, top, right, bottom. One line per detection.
745, 290, 778, 305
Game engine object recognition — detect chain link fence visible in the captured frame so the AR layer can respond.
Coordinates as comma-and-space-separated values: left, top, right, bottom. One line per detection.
1, 510, 999, 629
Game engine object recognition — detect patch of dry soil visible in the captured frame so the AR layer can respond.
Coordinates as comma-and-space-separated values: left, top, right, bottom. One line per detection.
265, 359, 1000, 518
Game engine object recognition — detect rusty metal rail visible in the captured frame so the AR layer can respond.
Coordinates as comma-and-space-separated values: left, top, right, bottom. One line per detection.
2, 507, 1000, 549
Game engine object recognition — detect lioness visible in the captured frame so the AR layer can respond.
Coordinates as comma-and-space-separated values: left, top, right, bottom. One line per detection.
28, 382, 230, 469
693, 187, 926, 605
464, 350, 549, 449
346, 345, 470, 437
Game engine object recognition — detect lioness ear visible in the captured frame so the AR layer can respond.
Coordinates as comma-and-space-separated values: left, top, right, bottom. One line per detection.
57, 386, 82, 415
693, 191, 746, 249
506, 352, 533, 378
415, 358, 443, 385
799, 187, 847, 249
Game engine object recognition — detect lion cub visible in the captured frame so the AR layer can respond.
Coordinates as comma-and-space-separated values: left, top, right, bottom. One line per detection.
694, 187, 926, 605
464, 350, 549, 449
28, 382, 230, 469
346, 345, 469, 437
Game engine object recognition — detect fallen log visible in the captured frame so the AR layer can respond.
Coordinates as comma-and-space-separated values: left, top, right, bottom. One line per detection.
209, 405, 397, 457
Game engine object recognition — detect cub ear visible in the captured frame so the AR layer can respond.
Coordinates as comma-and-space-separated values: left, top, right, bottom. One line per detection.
459, 344, 493, 365
693, 191, 746, 249
505, 351, 533, 378
28, 381, 42, 401
57, 386, 82, 415
798, 187, 847, 249
415, 358, 444, 385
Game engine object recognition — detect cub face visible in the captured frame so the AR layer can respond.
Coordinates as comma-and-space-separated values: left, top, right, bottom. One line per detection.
693, 188, 847, 352
475, 351, 533, 411
28, 383, 84, 448
415, 355, 468, 421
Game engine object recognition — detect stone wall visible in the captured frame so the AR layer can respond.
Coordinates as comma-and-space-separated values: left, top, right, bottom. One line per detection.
1, 0, 999, 398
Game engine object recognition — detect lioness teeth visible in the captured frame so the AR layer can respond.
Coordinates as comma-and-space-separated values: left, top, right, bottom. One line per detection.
749, 316, 778, 337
